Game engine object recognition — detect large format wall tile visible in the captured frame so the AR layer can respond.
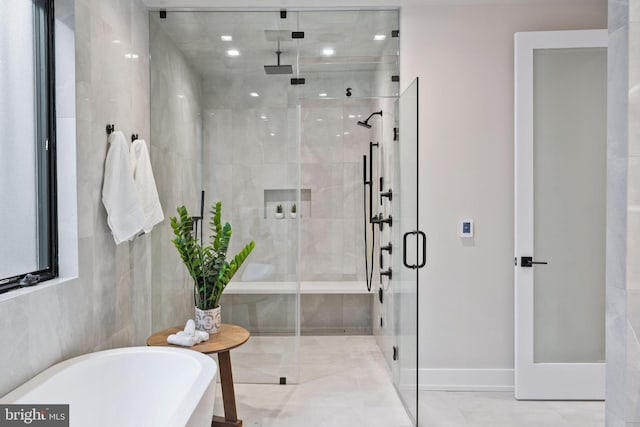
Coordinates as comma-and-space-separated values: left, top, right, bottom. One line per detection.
149, 15, 202, 331
0, 0, 153, 397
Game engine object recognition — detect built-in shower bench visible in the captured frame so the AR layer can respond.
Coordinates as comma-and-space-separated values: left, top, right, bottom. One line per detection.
224, 281, 373, 294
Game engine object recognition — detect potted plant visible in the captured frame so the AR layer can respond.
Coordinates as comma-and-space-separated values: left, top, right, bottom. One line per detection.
275, 204, 284, 219
170, 201, 255, 334
290, 203, 297, 219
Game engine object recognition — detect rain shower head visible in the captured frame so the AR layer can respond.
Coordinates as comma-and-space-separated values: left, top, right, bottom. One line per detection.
264, 44, 293, 75
264, 63, 293, 74
357, 110, 383, 128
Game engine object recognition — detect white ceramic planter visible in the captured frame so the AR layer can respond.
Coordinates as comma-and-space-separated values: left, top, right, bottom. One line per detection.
290, 212, 297, 219
275, 212, 284, 219
194, 306, 222, 334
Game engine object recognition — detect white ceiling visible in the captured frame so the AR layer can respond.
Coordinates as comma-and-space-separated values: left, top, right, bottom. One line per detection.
151, 10, 399, 81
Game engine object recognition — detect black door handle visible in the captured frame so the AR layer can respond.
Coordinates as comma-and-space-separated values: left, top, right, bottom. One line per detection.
403, 230, 427, 269
403, 231, 416, 269
520, 256, 548, 267
417, 231, 426, 269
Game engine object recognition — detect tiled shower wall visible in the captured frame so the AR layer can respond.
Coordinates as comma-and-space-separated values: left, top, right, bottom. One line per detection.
201, 83, 373, 284
149, 16, 203, 331
606, 0, 640, 425
0, 0, 152, 396
202, 71, 379, 333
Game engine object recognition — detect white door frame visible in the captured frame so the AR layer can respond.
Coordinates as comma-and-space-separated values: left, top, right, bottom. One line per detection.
514, 29, 607, 400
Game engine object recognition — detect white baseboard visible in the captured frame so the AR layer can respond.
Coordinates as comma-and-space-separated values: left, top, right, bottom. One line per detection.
419, 368, 514, 392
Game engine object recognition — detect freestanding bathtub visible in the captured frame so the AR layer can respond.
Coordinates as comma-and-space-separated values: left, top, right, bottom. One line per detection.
1, 347, 217, 427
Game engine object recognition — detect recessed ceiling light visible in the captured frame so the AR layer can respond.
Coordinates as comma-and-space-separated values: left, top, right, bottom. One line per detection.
316, 118, 324, 122
260, 115, 268, 120
221, 35, 233, 42
336, 134, 342, 137
177, 94, 185, 99
348, 114, 356, 118
319, 93, 327, 97
125, 53, 139, 59
322, 48, 335, 56
270, 132, 276, 136
227, 49, 240, 57
374, 34, 386, 41
250, 92, 259, 97
343, 131, 350, 135
112, 39, 122, 44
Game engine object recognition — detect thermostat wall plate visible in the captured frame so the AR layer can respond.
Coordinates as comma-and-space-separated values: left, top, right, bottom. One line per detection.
460, 219, 474, 238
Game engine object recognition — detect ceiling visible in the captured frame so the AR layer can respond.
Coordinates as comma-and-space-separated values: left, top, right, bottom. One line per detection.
151, 10, 399, 81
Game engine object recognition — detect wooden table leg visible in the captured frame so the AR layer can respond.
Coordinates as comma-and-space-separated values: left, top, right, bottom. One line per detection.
212, 350, 242, 427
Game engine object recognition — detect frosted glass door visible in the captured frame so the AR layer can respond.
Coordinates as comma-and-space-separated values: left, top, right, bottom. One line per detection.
514, 30, 606, 400
532, 47, 606, 364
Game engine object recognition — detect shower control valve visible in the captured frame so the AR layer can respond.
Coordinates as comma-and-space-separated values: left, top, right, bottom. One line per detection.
380, 189, 393, 203
371, 214, 393, 230
380, 268, 392, 280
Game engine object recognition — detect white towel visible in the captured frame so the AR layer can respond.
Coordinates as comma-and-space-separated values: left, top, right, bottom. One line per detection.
167, 319, 209, 347
167, 333, 197, 347
130, 139, 164, 233
184, 319, 196, 335
102, 131, 145, 244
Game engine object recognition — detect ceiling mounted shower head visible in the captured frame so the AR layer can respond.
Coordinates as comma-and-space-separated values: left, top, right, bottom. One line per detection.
357, 110, 383, 128
264, 40, 293, 75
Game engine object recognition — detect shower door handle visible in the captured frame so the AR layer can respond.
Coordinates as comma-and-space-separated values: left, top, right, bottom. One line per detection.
403, 230, 427, 270
417, 231, 426, 269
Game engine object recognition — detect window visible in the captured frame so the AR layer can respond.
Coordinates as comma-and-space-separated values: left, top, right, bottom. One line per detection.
0, 0, 57, 292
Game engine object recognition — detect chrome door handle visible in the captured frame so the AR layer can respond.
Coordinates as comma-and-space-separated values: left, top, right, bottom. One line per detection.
520, 256, 548, 267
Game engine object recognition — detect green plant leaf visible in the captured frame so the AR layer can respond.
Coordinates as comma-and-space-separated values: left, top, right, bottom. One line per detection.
171, 202, 256, 310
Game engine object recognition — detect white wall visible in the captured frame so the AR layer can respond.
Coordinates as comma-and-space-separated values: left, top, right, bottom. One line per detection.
400, 0, 606, 389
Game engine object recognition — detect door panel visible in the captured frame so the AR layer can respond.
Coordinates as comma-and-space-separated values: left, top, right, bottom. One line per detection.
394, 77, 419, 422
514, 30, 607, 399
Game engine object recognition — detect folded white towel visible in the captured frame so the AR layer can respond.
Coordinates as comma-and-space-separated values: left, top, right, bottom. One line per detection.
102, 131, 145, 244
194, 330, 209, 342
167, 333, 197, 347
167, 319, 210, 347
130, 139, 164, 234
184, 319, 196, 336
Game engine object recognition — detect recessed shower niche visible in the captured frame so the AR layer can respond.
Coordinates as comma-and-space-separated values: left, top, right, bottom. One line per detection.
149, 9, 399, 385
264, 188, 311, 219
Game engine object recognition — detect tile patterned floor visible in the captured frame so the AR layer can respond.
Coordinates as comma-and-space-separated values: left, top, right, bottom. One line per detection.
418, 391, 604, 427
212, 336, 604, 427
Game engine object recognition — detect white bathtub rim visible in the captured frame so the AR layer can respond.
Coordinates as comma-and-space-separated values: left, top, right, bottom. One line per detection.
1, 346, 217, 427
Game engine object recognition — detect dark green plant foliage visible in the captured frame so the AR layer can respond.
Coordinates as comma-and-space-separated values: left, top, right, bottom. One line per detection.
170, 201, 255, 310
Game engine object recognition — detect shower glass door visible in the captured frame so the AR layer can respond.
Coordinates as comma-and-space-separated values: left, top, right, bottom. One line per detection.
393, 78, 420, 424
150, 10, 302, 385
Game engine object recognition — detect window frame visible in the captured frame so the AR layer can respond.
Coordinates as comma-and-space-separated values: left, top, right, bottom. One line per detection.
0, 0, 58, 293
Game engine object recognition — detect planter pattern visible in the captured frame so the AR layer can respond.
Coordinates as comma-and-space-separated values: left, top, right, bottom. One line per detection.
195, 306, 221, 334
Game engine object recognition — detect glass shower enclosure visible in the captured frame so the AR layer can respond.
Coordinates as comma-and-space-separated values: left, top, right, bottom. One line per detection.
149, 8, 401, 387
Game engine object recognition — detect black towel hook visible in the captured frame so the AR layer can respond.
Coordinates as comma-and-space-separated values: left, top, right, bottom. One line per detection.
131, 133, 139, 142
106, 124, 115, 135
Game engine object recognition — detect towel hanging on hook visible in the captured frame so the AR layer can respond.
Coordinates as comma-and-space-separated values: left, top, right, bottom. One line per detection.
131, 134, 139, 142
106, 124, 115, 135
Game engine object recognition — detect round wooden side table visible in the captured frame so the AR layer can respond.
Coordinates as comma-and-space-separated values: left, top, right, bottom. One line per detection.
147, 323, 250, 427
